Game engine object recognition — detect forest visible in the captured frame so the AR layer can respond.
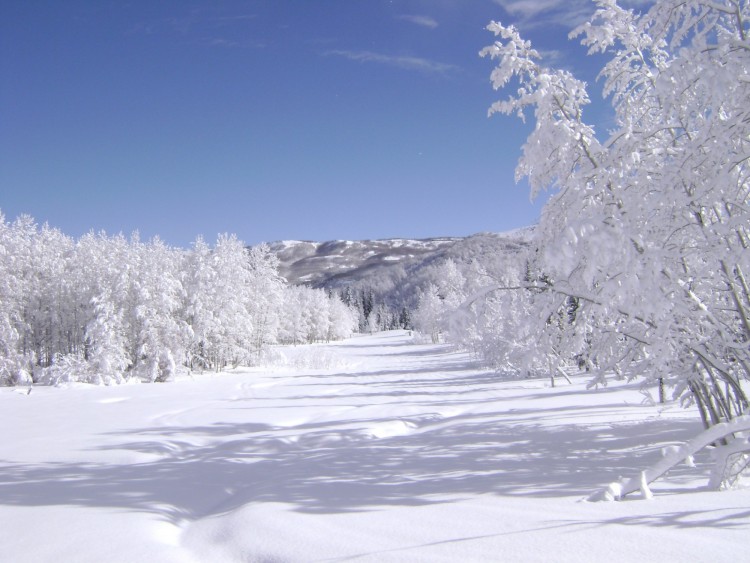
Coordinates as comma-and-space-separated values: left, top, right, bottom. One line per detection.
0, 219, 358, 386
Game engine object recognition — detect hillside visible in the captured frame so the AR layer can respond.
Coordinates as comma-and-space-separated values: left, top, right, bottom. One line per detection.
269, 229, 534, 292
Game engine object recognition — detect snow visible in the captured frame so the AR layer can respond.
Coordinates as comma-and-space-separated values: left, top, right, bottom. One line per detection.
1, 331, 747, 562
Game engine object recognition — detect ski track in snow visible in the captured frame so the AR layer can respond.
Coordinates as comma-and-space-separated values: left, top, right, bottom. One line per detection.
1, 331, 748, 562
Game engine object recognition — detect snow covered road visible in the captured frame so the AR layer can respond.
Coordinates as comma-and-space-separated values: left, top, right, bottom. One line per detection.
1, 331, 748, 562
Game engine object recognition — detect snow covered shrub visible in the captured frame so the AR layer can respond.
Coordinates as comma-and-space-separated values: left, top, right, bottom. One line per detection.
0, 355, 33, 386
481, 0, 750, 423
40, 353, 97, 386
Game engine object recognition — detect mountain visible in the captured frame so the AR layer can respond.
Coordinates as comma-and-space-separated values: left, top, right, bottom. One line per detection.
269, 237, 456, 287
269, 229, 534, 294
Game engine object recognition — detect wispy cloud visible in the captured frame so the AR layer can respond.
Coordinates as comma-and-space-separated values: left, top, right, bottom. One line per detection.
492, 0, 594, 30
326, 50, 458, 75
396, 14, 439, 29
494, 0, 564, 20
537, 48, 566, 67
126, 10, 258, 48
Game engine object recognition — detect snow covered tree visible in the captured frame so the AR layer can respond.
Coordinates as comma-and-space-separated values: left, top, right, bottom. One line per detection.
308, 288, 332, 342
0, 213, 30, 385
360, 288, 375, 332
398, 307, 412, 330
183, 236, 218, 371
278, 285, 307, 345
482, 0, 750, 424
72, 232, 134, 383
128, 236, 189, 382
328, 293, 359, 341
414, 283, 444, 343
85, 287, 131, 384
245, 243, 285, 357
278, 285, 357, 344
412, 259, 468, 344
453, 253, 547, 376
189, 234, 257, 371
436, 259, 466, 312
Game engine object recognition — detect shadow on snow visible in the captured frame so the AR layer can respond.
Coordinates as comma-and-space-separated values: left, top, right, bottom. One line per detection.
0, 336, 716, 527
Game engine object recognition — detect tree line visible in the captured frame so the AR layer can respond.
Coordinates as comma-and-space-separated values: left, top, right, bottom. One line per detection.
0, 214, 358, 385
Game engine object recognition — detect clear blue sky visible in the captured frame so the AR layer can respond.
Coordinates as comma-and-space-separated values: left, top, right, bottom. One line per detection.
1, 0, 616, 247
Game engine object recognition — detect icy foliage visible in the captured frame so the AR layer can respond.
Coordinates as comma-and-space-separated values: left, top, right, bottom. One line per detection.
0, 214, 358, 385
481, 0, 750, 424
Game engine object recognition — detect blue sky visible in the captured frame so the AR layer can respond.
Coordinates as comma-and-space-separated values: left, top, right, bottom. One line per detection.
1, 1, 622, 247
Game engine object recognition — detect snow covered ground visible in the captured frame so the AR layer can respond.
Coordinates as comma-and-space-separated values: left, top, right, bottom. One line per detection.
1, 331, 747, 562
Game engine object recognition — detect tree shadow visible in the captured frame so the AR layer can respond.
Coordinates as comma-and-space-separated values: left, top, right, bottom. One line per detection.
0, 334, 713, 527
0, 405, 704, 524
585, 506, 750, 530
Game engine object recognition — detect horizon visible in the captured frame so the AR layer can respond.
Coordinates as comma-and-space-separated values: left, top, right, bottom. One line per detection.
0, 207, 535, 249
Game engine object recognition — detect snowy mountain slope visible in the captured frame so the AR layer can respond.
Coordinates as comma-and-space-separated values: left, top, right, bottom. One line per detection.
270, 237, 459, 286
1, 331, 747, 562
269, 229, 533, 289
